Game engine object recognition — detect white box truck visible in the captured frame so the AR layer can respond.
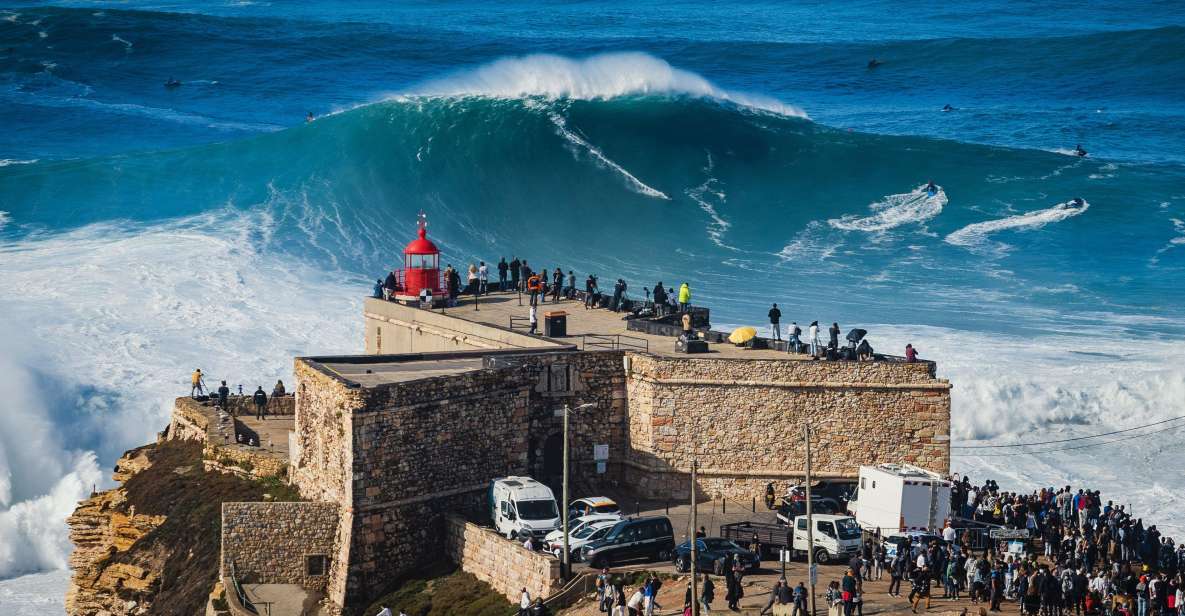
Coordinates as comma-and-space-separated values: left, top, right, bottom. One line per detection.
489, 476, 562, 540
790, 514, 863, 564
847, 464, 951, 534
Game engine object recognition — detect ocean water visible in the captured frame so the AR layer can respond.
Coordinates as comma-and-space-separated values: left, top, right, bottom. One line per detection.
2, 1, 1185, 610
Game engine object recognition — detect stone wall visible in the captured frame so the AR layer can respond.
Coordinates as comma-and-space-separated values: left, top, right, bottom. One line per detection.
623, 353, 951, 499
169, 398, 212, 442
443, 515, 561, 603
220, 502, 339, 591
290, 360, 357, 609
363, 297, 562, 354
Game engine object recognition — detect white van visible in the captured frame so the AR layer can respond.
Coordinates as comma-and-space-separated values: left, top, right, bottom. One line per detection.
847, 464, 951, 534
489, 476, 562, 540
791, 514, 863, 564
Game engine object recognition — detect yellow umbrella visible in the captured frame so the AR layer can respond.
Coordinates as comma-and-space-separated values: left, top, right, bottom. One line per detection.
728, 326, 758, 345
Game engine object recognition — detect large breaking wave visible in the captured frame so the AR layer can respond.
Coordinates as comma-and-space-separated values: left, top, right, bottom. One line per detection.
1, 52, 1184, 600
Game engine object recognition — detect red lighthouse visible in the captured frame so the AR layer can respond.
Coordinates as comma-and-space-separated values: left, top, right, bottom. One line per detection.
397, 212, 443, 301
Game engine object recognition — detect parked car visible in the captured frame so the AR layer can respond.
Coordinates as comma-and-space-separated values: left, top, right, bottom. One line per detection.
543, 513, 623, 544
673, 537, 760, 574
568, 496, 621, 519
580, 516, 675, 569
776, 495, 840, 524
547, 520, 618, 561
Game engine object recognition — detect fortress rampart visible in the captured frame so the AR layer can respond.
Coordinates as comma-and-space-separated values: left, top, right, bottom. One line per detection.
190, 295, 950, 613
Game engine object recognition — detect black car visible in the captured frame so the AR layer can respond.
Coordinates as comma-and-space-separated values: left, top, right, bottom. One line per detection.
775, 497, 840, 524
580, 516, 675, 569
673, 537, 760, 574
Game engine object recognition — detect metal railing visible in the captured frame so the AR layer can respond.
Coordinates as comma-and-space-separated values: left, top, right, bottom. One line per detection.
227, 562, 259, 615
509, 316, 532, 331
581, 334, 649, 353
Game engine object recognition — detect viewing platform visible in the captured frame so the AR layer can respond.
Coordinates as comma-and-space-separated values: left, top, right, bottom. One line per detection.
361, 290, 919, 362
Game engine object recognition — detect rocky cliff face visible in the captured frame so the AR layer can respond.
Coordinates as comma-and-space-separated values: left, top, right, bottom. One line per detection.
66, 446, 166, 616
64, 439, 299, 616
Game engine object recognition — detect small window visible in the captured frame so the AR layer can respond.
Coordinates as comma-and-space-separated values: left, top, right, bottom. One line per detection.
797, 518, 808, 531
306, 555, 328, 576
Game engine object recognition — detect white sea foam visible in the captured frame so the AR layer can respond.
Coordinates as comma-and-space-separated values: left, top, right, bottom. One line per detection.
0, 210, 362, 587
410, 52, 808, 118
828, 185, 948, 233
0, 159, 38, 167
111, 34, 133, 50
945, 199, 1089, 249
0, 212, 9, 230
685, 152, 736, 249
855, 323, 1185, 538
0, 569, 71, 615
545, 110, 670, 200
1149, 218, 1185, 266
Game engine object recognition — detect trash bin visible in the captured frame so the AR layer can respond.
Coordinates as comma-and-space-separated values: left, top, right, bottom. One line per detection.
543, 311, 567, 337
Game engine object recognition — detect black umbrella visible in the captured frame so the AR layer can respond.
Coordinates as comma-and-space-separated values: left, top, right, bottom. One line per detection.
846, 328, 867, 343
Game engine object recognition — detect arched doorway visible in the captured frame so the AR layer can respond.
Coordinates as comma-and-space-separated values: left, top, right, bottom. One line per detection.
540, 432, 563, 491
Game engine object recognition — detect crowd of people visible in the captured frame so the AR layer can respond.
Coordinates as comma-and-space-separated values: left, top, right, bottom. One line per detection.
187, 367, 288, 421
765, 304, 921, 362
373, 256, 695, 322
812, 477, 1185, 616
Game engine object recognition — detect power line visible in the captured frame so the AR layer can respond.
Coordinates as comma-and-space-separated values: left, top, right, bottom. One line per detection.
951, 415, 1185, 449
951, 421, 1185, 457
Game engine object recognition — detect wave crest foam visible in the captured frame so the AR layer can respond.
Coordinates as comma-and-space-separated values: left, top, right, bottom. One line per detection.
410, 52, 808, 118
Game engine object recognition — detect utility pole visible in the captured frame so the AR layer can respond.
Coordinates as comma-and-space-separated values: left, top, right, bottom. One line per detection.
805, 424, 817, 616
560, 403, 594, 580
691, 459, 699, 616
561, 403, 570, 578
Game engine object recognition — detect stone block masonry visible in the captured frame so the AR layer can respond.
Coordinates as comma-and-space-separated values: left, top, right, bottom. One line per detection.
221, 501, 340, 591
443, 515, 561, 603
622, 353, 951, 499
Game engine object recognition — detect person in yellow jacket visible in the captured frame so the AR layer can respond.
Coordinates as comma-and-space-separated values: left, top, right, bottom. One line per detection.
677, 282, 691, 313
190, 368, 206, 397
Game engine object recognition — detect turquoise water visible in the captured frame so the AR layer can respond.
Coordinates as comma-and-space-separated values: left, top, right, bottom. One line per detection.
2, 0, 1185, 601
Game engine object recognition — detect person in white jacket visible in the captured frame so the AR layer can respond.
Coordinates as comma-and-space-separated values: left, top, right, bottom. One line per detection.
808, 321, 821, 356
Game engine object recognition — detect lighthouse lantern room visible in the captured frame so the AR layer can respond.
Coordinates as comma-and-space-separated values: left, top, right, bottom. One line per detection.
395, 212, 444, 302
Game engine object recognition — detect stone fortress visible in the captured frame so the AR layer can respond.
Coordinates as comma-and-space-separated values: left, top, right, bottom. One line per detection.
143, 225, 952, 614
177, 281, 952, 614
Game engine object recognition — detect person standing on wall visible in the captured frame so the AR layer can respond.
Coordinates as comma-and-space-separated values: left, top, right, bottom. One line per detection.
498, 257, 509, 291
768, 303, 782, 341
467, 263, 478, 295
252, 385, 268, 420
829, 322, 841, 353
652, 282, 667, 316
520, 260, 532, 292
478, 261, 489, 295
809, 321, 821, 357
508, 256, 519, 291
552, 267, 563, 302
372, 278, 384, 299
787, 322, 801, 353
585, 274, 597, 310
217, 380, 230, 413
384, 269, 398, 300
678, 282, 691, 313
566, 270, 576, 299
191, 368, 206, 397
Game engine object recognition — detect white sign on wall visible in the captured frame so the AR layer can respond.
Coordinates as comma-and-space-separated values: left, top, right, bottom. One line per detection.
593, 444, 609, 461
